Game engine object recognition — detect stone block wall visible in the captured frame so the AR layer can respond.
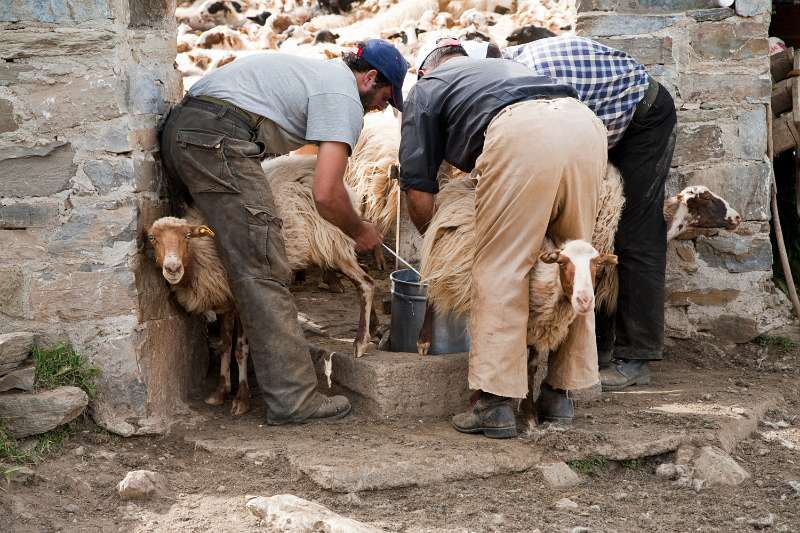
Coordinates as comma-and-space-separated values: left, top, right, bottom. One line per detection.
0, 0, 207, 436
577, 0, 792, 341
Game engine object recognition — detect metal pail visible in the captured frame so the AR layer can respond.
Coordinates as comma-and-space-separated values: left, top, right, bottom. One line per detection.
389, 269, 470, 354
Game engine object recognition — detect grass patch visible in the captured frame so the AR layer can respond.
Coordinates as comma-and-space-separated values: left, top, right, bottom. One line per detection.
0, 422, 29, 464
621, 458, 646, 470
0, 420, 75, 465
0, 343, 94, 466
32, 343, 100, 399
567, 457, 608, 475
754, 335, 799, 351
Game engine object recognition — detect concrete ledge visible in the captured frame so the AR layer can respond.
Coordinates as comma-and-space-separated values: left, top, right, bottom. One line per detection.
315, 343, 470, 418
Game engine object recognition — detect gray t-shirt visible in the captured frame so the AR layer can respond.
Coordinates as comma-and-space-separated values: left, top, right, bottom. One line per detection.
189, 54, 364, 153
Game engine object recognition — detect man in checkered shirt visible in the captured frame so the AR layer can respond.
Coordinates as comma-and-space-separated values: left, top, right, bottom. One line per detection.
472, 35, 678, 392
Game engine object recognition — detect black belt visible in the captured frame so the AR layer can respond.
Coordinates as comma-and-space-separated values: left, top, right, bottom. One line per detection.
632, 78, 660, 122
181, 94, 265, 130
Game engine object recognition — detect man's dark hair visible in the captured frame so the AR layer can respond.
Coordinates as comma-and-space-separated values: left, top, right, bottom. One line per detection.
486, 43, 502, 58
420, 44, 468, 72
342, 42, 391, 86
505, 25, 557, 46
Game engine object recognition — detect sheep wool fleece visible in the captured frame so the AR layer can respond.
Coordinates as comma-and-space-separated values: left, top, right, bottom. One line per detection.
469, 97, 608, 398
160, 101, 325, 422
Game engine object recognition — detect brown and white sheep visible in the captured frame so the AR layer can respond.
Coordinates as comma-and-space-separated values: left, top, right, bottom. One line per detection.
417, 166, 742, 356
147, 213, 252, 416
176, 0, 248, 32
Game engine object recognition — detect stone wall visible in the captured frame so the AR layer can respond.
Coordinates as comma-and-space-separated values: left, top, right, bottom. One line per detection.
577, 0, 792, 341
0, 0, 207, 436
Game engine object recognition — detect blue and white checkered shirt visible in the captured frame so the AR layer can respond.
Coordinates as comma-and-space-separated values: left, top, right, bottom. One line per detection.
503, 36, 649, 148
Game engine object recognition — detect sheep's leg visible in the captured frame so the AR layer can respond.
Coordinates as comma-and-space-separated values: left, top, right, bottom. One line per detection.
520, 348, 540, 431
373, 246, 386, 271
206, 312, 233, 406
231, 318, 250, 416
416, 305, 434, 356
339, 260, 375, 358
318, 268, 346, 293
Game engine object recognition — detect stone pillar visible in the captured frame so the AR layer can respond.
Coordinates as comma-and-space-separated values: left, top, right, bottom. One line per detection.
0, 0, 207, 435
576, 0, 791, 341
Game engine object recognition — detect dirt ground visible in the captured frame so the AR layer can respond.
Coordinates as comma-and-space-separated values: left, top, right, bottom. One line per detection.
2, 267, 800, 532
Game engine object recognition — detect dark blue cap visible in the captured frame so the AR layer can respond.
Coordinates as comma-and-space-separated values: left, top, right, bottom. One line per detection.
358, 39, 409, 112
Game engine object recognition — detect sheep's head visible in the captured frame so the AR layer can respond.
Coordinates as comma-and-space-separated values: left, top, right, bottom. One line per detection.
665, 186, 741, 241
540, 240, 618, 315
147, 217, 216, 285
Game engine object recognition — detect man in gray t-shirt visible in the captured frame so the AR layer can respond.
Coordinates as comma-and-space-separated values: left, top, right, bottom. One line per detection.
160, 39, 409, 426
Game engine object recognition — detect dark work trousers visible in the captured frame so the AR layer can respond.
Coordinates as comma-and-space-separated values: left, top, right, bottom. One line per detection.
596, 84, 677, 365
159, 98, 324, 422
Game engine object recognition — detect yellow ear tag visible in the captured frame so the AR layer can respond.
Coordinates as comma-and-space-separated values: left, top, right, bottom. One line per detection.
197, 225, 215, 238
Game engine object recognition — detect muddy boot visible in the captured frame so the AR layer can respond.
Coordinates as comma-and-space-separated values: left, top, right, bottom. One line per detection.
451, 391, 517, 439
600, 359, 651, 391
266, 393, 351, 425
537, 382, 574, 425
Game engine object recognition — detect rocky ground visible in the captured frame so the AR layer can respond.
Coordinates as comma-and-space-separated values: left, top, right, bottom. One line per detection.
2, 268, 799, 532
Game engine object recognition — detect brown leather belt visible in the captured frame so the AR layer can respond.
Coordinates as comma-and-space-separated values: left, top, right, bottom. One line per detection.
183, 94, 265, 131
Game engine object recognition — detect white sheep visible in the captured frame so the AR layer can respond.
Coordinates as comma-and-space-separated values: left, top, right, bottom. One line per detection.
417, 167, 742, 354
176, 0, 248, 31
264, 154, 379, 360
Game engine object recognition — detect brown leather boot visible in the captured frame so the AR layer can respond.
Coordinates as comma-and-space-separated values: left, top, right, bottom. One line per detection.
537, 382, 574, 425
451, 391, 518, 439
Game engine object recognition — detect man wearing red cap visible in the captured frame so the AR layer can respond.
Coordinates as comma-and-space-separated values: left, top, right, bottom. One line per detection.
160, 40, 408, 425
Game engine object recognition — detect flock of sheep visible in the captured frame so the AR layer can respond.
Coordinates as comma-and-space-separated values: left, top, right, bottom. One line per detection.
149, 0, 743, 414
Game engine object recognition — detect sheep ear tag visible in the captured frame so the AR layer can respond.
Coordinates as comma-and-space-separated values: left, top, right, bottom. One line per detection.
192, 225, 216, 238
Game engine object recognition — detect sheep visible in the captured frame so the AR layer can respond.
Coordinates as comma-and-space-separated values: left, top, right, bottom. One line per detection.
416, 166, 743, 355
262, 155, 380, 360
195, 24, 251, 50
147, 213, 252, 416
176, 0, 247, 32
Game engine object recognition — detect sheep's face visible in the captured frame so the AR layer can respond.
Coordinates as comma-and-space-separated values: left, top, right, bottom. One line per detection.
147, 218, 215, 285
540, 240, 617, 315
665, 186, 741, 241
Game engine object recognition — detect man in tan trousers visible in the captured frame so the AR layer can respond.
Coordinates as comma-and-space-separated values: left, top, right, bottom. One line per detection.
399, 40, 607, 438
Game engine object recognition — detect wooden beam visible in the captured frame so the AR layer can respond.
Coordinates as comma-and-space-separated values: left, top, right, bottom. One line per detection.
771, 46, 794, 82
773, 78, 793, 116
774, 112, 800, 156
793, 49, 800, 127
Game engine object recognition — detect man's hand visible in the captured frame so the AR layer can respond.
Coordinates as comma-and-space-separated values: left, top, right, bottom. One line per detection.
405, 189, 436, 234
353, 220, 383, 253
312, 141, 383, 253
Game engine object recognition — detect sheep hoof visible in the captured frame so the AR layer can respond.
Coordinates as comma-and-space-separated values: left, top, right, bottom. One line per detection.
205, 391, 226, 406
231, 399, 250, 416
318, 279, 345, 293
353, 340, 369, 358
416, 340, 430, 356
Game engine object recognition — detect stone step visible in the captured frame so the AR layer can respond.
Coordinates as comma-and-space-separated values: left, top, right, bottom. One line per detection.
0, 386, 88, 438
0, 332, 34, 373
0, 364, 35, 392
313, 340, 470, 418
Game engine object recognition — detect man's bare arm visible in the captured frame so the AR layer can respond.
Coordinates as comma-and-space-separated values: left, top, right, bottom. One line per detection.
405, 188, 435, 234
312, 141, 382, 252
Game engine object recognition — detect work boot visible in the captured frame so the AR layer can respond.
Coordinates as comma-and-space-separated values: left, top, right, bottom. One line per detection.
266, 394, 351, 425
600, 359, 651, 391
451, 391, 517, 439
537, 382, 574, 425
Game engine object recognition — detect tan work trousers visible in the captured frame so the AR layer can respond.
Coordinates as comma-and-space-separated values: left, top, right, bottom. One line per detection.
468, 97, 608, 398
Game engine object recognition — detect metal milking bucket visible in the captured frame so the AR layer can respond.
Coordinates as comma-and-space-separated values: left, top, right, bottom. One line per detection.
389, 268, 470, 354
